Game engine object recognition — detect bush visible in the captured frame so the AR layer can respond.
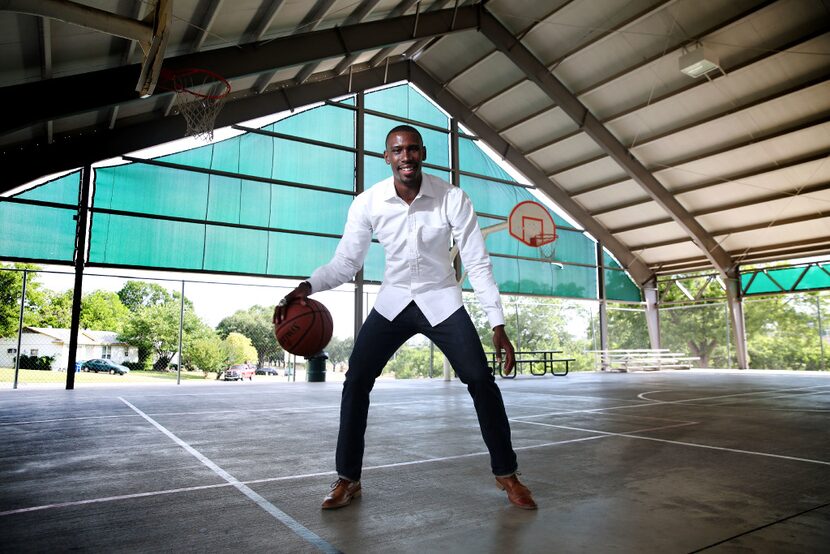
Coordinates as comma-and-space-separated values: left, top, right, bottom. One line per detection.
17, 354, 56, 371
122, 361, 148, 372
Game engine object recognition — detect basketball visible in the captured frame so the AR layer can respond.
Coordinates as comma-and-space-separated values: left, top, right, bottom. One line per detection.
274, 298, 333, 357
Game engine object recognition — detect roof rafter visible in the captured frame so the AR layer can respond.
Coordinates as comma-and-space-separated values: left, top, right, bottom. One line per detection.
2, 62, 411, 193
0, 4, 482, 138
476, 7, 735, 278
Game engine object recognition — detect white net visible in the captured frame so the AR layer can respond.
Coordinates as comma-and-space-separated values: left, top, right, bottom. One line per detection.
529, 233, 562, 268
174, 92, 228, 141
166, 69, 230, 141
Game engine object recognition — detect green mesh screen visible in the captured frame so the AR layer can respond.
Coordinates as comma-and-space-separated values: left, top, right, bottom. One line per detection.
0, 171, 80, 262
365, 84, 448, 129
460, 175, 573, 229
461, 175, 526, 218
742, 264, 830, 295
605, 269, 641, 302
0, 203, 77, 261
459, 137, 513, 182
265, 104, 355, 147
364, 114, 449, 168
467, 257, 597, 298
90, 214, 206, 270
17, 171, 80, 205
157, 134, 354, 191
90, 212, 344, 277
4, 84, 618, 301
603, 250, 622, 269
95, 165, 351, 235
478, 216, 595, 266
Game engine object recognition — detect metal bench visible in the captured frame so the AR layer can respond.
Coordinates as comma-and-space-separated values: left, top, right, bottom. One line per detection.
486, 350, 574, 379
585, 349, 700, 372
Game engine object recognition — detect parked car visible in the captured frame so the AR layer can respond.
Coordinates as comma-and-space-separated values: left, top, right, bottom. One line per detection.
255, 367, 279, 376
81, 359, 130, 375
223, 364, 255, 381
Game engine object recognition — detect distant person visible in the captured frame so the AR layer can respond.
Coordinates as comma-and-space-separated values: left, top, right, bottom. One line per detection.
275, 125, 536, 510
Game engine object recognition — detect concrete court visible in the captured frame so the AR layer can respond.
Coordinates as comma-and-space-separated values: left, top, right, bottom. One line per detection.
1, 370, 829, 553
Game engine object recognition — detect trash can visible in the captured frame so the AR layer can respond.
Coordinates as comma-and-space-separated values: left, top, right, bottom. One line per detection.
306, 351, 328, 382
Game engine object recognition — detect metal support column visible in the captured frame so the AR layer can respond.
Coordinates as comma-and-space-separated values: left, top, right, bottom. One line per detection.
12, 269, 27, 389
643, 277, 661, 351
354, 91, 365, 338
596, 243, 609, 369
725, 268, 749, 369
176, 280, 184, 385
66, 164, 92, 390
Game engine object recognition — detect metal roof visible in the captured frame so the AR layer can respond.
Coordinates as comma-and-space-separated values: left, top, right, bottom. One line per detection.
1, 0, 829, 285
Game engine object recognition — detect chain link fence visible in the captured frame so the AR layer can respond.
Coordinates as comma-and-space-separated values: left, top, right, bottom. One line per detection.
0, 265, 359, 388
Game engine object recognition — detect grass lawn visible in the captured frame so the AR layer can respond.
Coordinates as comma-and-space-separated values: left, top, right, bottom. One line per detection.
0, 367, 212, 385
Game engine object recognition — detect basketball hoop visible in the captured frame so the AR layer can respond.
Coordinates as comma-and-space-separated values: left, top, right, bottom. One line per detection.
160, 68, 231, 140
529, 232, 558, 262
509, 201, 562, 267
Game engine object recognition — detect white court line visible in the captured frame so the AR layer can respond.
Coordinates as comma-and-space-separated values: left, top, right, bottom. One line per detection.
512, 418, 830, 467
619, 433, 830, 467
512, 419, 699, 436
0, 400, 427, 427
4, 385, 827, 519
0, 427, 617, 518
119, 398, 340, 554
513, 384, 830, 419
0, 482, 233, 517
637, 384, 830, 405
512, 410, 694, 425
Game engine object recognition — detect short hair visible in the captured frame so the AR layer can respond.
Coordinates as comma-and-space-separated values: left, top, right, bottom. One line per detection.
385, 125, 423, 148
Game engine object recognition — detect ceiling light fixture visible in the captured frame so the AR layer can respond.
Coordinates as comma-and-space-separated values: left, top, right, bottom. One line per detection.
679, 45, 723, 78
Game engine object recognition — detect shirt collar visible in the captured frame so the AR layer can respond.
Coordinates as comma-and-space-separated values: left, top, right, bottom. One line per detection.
381, 174, 435, 202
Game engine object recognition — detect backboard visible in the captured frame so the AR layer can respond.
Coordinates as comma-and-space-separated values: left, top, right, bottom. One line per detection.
509, 201, 557, 247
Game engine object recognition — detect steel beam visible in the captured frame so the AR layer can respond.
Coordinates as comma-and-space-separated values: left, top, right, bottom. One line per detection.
0, 5, 480, 136
2, 62, 411, 193
477, 8, 734, 278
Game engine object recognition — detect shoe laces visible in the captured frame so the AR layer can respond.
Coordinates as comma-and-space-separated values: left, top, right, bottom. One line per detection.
330, 478, 351, 490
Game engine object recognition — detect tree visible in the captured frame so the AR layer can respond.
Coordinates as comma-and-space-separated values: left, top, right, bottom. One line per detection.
33, 289, 73, 329
187, 335, 227, 374
606, 305, 649, 350
223, 332, 258, 366
216, 305, 282, 367
384, 343, 443, 378
80, 290, 130, 332
119, 294, 213, 370
117, 281, 173, 312
0, 263, 45, 337
466, 294, 571, 352
326, 336, 354, 367
744, 293, 826, 370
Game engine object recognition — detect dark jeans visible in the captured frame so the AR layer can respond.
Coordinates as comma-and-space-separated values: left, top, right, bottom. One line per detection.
336, 302, 518, 481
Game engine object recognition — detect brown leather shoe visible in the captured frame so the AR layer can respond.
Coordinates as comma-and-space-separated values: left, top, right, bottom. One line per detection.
321, 478, 361, 510
495, 474, 537, 510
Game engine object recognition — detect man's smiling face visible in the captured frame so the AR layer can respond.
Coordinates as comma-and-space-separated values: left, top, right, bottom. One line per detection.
384, 130, 426, 187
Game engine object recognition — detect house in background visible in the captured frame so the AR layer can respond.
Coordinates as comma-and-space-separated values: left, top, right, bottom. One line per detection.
0, 327, 138, 371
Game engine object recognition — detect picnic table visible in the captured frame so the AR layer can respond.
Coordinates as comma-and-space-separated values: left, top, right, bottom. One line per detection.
585, 349, 699, 372
486, 350, 574, 379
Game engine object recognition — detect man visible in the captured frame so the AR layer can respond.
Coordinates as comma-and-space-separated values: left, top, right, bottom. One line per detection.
275, 125, 536, 510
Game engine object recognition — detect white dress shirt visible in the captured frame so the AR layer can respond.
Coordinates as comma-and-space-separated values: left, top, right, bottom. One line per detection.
307, 173, 505, 328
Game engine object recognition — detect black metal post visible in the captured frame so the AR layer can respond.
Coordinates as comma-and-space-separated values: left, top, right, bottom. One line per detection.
13, 269, 27, 389
66, 164, 92, 390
